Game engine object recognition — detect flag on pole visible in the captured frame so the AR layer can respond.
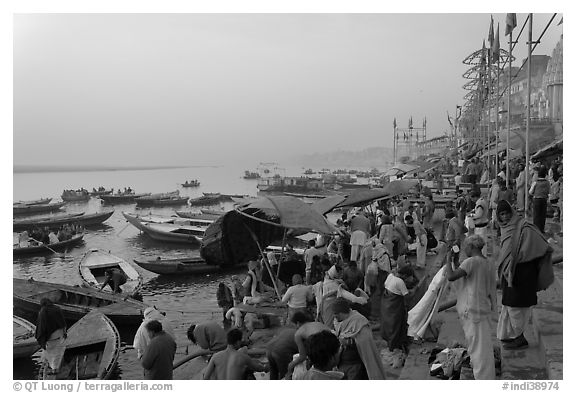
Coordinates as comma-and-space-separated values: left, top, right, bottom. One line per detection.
488, 15, 494, 48
393, 118, 397, 128
492, 23, 500, 63
505, 13, 517, 36
409, 116, 413, 129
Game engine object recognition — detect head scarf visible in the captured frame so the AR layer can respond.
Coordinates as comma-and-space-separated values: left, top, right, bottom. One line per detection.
496, 200, 550, 286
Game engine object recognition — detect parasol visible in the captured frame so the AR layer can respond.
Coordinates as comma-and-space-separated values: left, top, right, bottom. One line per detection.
380, 179, 420, 197
336, 188, 390, 208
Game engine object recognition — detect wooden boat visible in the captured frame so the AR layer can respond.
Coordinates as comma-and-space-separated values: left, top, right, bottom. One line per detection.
41, 312, 120, 380
13, 277, 146, 326
61, 191, 90, 202
150, 196, 189, 207
123, 212, 204, 244
128, 212, 178, 224
188, 194, 221, 207
200, 209, 225, 216
133, 256, 220, 275
79, 248, 143, 295
174, 211, 219, 226
181, 180, 200, 187
134, 191, 180, 207
13, 210, 114, 231
13, 197, 52, 206
99, 192, 151, 204
13, 202, 66, 216
13, 315, 40, 359
89, 189, 113, 196
14, 234, 85, 256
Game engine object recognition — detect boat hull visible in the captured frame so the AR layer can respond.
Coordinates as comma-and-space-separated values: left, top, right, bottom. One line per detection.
133, 256, 219, 275
13, 234, 85, 256
41, 312, 120, 380
13, 278, 146, 327
13, 316, 40, 359
13, 211, 114, 231
79, 249, 143, 295
99, 193, 150, 204
13, 202, 66, 216
123, 212, 203, 245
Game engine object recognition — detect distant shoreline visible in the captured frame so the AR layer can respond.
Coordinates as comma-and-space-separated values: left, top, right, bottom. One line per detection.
13, 165, 221, 174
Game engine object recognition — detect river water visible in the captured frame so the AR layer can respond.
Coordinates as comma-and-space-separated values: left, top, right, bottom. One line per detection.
12, 164, 375, 379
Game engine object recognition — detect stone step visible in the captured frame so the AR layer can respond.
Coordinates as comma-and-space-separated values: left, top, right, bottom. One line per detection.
531, 266, 563, 380
499, 317, 547, 380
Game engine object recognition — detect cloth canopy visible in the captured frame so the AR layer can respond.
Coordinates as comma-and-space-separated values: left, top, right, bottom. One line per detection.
200, 196, 337, 266
336, 188, 390, 208
531, 138, 562, 160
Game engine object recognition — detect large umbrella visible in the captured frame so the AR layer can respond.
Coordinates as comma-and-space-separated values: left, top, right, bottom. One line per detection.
336, 188, 390, 208
380, 179, 420, 197
383, 163, 419, 177
311, 194, 347, 215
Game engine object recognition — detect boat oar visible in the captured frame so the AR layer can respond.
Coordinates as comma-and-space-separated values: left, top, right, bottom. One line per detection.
172, 347, 267, 370
173, 348, 213, 370
116, 222, 132, 236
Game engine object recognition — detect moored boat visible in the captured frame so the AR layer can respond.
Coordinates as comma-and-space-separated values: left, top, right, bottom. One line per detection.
149, 196, 189, 207
134, 191, 180, 207
13, 202, 66, 216
133, 256, 220, 275
123, 212, 204, 244
13, 197, 52, 206
188, 194, 221, 207
13, 210, 114, 231
13, 234, 85, 256
13, 277, 147, 326
13, 316, 40, 359
174, 211, 219, 226
99, 192, 151, 204
78, 248, 143, 296
41, 311, 120, 380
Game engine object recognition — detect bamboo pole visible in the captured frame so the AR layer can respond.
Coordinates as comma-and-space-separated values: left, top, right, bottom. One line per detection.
275, 228, 288, 281
495, 59, 500, 179
487, 49, 492, 182
243, 223, 282, 300
525, 14, 533, 218
506, 30, 513, 188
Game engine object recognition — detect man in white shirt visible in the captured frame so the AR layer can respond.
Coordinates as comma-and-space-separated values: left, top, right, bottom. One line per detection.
281, 274, 312, 322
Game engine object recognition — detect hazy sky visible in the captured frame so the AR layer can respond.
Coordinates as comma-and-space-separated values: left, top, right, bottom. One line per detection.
13, 12, 563, 167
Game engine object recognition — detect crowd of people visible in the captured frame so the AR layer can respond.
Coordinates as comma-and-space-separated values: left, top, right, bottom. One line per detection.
31, 152, 562, 381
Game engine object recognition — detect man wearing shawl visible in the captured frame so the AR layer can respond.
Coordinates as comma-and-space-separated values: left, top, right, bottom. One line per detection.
333, 298, 387, 380
495, 200, 553, 349
133, 307, 175, 361
35, 298, 67, 375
